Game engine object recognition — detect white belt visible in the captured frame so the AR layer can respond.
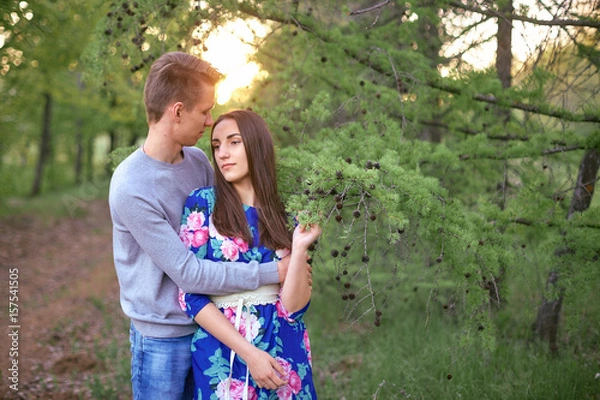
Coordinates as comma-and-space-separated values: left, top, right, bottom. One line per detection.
211, 284, 280, 309
210, 284, 280, 400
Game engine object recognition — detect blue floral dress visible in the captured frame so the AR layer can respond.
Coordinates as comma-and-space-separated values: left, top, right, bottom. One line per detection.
179, 187, 317, 400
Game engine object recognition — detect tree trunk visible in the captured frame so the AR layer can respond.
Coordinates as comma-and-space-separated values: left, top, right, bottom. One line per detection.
417, 1, 443, 143
567, 149, 600, 220
494, 0, 514, 127
30, 92, 53, 197
86, 133, 94, 181
484, 0, 515, 309
533, 149, 600, 353
532, 271, 563, 355
106, 129, 117, 176
75, 118, 83, 185
75, 72, 85, 185
496, 1, 513, 89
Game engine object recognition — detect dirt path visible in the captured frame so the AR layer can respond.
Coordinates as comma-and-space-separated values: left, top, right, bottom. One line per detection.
0, 199, 129, 399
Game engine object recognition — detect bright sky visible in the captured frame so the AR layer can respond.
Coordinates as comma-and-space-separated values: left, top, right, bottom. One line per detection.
441, 0, 562, 72
193, 18, 270, 104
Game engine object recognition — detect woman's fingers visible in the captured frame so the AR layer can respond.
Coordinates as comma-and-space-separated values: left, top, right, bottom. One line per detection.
256, 375, 287, 390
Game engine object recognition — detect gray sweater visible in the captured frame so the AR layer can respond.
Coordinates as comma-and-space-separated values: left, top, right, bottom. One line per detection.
109, 146, 279, 337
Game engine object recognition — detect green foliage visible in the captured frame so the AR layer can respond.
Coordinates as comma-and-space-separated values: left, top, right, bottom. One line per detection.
106, 145, 138, 173
307, 258, 598, 399
2, 0, 599, 393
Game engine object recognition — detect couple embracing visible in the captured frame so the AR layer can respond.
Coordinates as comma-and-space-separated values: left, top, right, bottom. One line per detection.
109, 52, 320, 399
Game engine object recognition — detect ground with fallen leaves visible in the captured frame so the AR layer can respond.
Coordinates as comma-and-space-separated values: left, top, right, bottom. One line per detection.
0, 199, 129, 399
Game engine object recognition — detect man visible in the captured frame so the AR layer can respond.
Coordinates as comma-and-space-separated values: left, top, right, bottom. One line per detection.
109, 52, 292, 399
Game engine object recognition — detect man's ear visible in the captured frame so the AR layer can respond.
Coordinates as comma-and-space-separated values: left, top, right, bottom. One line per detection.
172, 102, 183, 120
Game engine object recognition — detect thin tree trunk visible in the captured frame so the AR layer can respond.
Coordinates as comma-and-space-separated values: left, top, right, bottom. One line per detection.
533, 149, 600, 354
494, 0, 514, 126
567, 149, 600, 219
75, 72, 85, 185
417, 0, 443, 143
485, 0, 515, 309
532, 271, 563, 355
496, 1, 513, 89
106, 129, 117, 176
85, 134, 94, 182
31, 92, 53, 197
75, 118, 83, 185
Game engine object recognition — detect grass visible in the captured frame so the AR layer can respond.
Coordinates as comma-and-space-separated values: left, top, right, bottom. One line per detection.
78, 273, 599, 399
307, 276, 599, 399
0, 179, 110, 218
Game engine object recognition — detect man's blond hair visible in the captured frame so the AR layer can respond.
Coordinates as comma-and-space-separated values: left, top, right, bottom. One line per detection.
144, 52, 222, 124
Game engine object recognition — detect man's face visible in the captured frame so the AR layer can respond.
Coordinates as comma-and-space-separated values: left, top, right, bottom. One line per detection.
176, 85, 216, 147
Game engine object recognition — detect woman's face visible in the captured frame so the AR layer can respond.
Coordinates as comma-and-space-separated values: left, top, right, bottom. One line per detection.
211, 118, 250, 188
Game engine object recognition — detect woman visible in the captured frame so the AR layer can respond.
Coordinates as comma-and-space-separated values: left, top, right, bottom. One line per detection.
179, 109, 320, 399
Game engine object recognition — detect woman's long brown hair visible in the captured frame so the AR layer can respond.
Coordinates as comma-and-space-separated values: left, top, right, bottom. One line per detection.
210, 109, 292, 251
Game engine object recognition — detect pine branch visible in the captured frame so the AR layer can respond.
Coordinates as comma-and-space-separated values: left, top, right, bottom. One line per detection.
543, 145, 586, 155
237, 2, 312, 32
447, 1, 600, 29
511, 217, 600, 229
348, 0, 393, 16
472, 93, 600, 123
421, 120, 529, 141
430, 81, 600, 123
237, 3, 600, 124
459, 144, 585, 161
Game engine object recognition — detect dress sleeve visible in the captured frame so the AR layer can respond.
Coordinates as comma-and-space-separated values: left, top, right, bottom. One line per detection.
278, 299, 311, 324
180, 188, 218, 318
184, 293, 212, 319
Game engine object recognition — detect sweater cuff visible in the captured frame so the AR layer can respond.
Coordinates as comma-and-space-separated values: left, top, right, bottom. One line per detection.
259, 261, 280, 286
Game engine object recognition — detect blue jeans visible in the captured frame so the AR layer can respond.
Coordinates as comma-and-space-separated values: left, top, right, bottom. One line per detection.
129, 323, 195, 400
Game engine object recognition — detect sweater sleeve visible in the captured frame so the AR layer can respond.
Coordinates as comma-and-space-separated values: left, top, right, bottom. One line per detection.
110, 181, 280, 296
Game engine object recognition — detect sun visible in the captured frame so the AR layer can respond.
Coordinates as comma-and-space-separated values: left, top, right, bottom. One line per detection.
194, 18, 270, 105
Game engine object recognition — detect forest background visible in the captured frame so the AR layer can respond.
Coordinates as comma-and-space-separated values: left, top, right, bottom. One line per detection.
0, 0, 599, 399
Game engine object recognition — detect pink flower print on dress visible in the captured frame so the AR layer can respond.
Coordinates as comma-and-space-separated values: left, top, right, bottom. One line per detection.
303, 330, 312, 365
276, 300, 296, 323
233, 237, 249, 253
223, 307, 236, 324
287, 370, 302, 394
275, 358, 301, 398
177, 288, 186, 311
239, 312, 260, 341
222, 307, 260, 341
186, 211, 206, 230
191, 227, 209, 248
179, 226, 193, 248
208, 215, 225, 240
221, 238, 240, 261
216, 377, 257, 400
276, 385, 293, 399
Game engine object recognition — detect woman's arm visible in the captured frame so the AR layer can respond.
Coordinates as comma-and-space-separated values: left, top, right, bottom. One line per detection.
193, 303, 287, 390
280, 224, 322, 313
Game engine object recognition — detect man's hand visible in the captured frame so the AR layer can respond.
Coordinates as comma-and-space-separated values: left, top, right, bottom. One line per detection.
277, 254, 312, 285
